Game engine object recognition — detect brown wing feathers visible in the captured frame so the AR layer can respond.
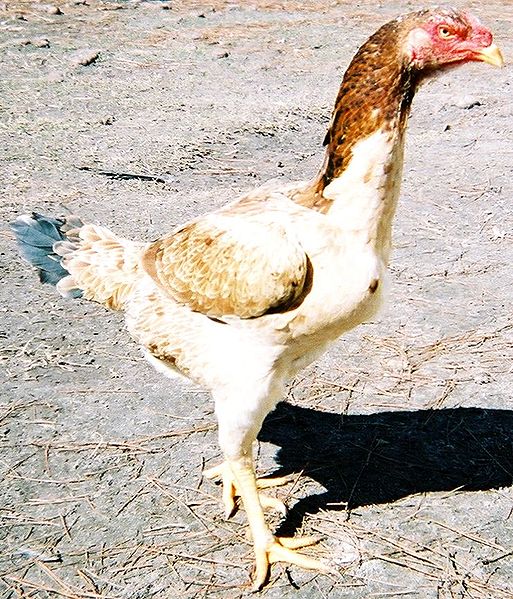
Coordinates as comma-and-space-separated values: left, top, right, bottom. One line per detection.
142, 215, 310, 319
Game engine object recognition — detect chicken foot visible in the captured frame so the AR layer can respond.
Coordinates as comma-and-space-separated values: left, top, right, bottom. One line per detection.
227, 455, 328, 591
203, 461, 294, 517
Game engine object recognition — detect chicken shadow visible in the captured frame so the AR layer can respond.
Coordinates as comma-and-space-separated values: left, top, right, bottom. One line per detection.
258, 403, 513, 536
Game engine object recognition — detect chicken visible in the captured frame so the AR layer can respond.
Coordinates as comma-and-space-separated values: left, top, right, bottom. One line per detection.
11, 7, 503, 590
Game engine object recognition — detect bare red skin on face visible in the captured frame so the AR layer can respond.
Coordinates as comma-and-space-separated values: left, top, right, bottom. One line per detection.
409, 12, 494, 67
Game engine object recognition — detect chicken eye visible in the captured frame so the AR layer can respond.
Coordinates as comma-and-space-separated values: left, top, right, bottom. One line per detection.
438, 25, 456, 39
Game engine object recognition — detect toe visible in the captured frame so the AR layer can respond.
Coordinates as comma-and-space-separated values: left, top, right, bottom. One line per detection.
203, 462, 225, 480
268, 542, 328, 572
277, 536, 319, 550
221, 471, 237, 518
259, 494, 287, 516
256, 474, 296, 489
252, 547, 271, 592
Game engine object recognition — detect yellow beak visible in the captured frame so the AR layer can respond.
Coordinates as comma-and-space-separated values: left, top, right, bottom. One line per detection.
475, 44, 505, 67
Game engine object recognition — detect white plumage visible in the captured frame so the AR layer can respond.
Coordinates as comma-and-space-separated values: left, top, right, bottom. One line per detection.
11, 7, 503, 590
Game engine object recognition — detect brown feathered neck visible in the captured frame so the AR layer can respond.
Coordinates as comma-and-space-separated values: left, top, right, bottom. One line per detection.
319, 19, 419, 188
294, 14, 426, 212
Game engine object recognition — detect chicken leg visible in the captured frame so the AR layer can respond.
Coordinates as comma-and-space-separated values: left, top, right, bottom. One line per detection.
227, 455, 328, 591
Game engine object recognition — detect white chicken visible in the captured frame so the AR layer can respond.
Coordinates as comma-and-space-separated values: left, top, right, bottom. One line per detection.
11, 7, 503, 590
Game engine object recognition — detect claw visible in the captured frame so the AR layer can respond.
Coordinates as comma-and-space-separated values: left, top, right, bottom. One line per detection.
258, 494, 287, 516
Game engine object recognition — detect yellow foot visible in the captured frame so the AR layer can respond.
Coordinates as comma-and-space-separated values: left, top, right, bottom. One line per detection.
203, 462, 293, 518
253, 536, 328, 591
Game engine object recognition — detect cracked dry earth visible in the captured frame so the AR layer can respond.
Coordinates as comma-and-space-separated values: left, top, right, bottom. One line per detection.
1, 1, 513, 598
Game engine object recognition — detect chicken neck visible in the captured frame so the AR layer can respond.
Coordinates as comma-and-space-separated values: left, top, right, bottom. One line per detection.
293, 19, 421, 261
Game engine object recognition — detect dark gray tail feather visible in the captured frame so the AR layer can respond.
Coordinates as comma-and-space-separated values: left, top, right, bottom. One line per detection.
10, 212, 83, 296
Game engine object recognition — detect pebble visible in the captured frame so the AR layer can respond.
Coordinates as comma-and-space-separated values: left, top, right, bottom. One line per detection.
70, 48, 100, 67
99, 3, 125, 10
451, 96, 482, 110
17, 38, 50, 47
37, 3, 62, 14
33, 37, 50, 47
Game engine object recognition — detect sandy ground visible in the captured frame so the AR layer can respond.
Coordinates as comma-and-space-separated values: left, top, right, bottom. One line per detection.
1, 1, 513, 597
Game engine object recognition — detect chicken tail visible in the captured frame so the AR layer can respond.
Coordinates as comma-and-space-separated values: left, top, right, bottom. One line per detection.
11, 212, 144, 311
11, 213, 84, 294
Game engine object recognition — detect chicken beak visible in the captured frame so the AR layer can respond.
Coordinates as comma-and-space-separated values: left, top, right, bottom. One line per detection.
475, 44, 505, 67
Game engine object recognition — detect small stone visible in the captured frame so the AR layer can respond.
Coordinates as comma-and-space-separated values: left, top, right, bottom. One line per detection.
32, 37, 50, 47
451, 96, 482, 110
42, 4, 62, 14
70, 48, 100, 67
99, 116, 115, 125
99, 3, 124, 10
17, 37, 50, 47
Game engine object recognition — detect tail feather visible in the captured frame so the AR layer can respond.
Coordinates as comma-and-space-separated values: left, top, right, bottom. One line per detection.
10, 213, 83, 288
11, 212, 144, 310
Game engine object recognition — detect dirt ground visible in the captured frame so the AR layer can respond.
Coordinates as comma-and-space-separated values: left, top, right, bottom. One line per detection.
1, 0, 512, 597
